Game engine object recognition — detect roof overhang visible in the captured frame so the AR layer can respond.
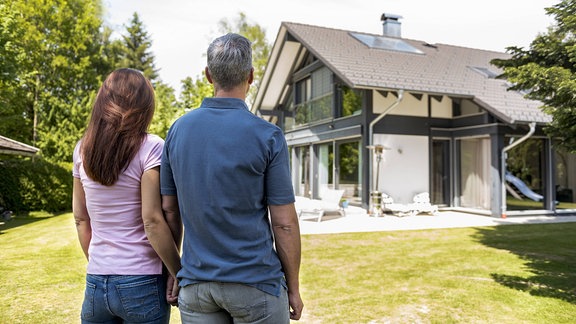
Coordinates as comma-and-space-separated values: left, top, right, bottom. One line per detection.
0, 135, 40, 157
252, 25, 303, 114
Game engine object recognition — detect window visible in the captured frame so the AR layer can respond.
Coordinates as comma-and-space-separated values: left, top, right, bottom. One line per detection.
468, 66, 499, 79
341, 86, 363, 117
292, 67, 333, 126
350, 32, 424, 55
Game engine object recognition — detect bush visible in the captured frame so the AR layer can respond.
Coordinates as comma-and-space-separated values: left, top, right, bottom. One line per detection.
0, 157, 72, 213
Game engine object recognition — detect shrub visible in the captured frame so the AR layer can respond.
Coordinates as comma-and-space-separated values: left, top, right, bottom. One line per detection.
0, 157, 72, 213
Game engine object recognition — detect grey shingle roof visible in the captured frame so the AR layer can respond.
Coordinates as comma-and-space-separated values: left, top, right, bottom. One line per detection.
0, 135, 39, 156
281, 22, 551, 124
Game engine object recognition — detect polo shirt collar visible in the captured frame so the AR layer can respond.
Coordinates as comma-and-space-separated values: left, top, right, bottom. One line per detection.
201, 97, 249, 111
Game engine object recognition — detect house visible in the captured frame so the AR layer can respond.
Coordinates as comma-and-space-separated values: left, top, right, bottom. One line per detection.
252, 14, 576, 218
0, 135, 39, 157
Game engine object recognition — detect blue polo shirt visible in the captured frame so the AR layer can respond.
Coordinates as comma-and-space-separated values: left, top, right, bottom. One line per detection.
160, 97, 295, 297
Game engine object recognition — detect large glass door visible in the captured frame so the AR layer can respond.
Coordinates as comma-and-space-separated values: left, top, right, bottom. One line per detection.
459, 138, 491, 209
337, 140, 362, 205
432, 139, 450, 206
293, 140, 362, 204
317, 143, 334, 193
296, 146, 310, 197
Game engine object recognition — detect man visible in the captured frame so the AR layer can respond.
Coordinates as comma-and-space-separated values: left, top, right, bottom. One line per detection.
160, 33, 303, 323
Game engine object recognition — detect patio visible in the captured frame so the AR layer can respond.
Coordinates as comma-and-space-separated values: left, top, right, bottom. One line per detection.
298, 205, 576, 235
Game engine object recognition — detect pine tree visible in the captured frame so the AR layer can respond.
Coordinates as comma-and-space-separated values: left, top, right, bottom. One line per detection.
119, 12, 159, 82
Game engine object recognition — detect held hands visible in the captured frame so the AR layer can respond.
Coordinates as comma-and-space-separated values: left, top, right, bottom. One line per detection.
166, 275, 180, 307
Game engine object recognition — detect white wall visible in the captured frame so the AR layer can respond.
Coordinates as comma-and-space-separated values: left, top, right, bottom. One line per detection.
373, 134, 429, 203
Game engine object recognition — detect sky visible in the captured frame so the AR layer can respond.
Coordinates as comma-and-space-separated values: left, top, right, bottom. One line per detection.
103, 0, 558, 94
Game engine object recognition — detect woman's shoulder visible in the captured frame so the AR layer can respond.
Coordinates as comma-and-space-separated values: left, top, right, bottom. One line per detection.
145, 133, 165, 145
141, 134, 164, 157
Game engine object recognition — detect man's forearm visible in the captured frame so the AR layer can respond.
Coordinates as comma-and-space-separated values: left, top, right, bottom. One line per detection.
273, 223, 301, 292
269, 204, 302, 292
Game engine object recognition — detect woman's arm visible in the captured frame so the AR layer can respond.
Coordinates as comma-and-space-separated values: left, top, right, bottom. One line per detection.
141, 166, 181, 279
161, 194, 183, 305
161, 194, 182, 252
72, 177, 91, 260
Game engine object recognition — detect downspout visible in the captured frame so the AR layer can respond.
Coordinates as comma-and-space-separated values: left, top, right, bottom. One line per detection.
500, 122, 536, 218
368, 90, 404, 194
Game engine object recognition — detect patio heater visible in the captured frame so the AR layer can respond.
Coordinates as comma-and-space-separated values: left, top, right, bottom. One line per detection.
367, 144, 387, 216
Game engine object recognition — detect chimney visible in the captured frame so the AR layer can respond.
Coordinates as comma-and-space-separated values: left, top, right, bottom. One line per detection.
381, 13, 402, 38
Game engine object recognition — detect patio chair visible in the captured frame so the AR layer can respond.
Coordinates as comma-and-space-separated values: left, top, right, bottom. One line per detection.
295, 189, 345, 222
381, 193, 413, 217
409, 192, 438, 215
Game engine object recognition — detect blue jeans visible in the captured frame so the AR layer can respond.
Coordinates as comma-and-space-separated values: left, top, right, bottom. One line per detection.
178, 282, 289, 324
81, 274, 170, 324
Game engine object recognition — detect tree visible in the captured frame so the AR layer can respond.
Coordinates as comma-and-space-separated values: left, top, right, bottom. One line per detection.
116, 12, 181, 136
178, 12, 271, 109
149, 82, 182, 138
217, 12, 270, 106
101, 26, 125, 75
491, 0, 576, 152
0, 1, 29, 143
0, 0, 108, 161
118, 12, 159, 82
178, 72, 213, 110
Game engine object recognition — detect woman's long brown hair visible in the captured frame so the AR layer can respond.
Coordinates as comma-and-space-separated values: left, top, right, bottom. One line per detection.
81, 68, 155, 186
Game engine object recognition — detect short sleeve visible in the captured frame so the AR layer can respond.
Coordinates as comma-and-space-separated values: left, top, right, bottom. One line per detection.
143, 134, 164, 172
72, 141, 81, 178
160, 127, 177, 196
265, 129, 295, 205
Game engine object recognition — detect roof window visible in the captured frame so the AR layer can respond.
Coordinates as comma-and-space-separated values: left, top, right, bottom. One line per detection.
350, 32, 424, 55
469, 66, 499, 79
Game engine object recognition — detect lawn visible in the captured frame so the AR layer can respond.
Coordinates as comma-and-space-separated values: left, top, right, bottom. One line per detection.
1, 213, 575, 323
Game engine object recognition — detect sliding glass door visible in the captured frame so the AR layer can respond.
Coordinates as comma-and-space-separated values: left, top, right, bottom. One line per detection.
459, 138, 491, 209
337, 140, 362, 205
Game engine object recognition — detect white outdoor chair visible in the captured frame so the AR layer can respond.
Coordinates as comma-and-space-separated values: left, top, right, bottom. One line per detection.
409, 192, 438, 215
381, 193, 413, 217
295, 189, 345, 222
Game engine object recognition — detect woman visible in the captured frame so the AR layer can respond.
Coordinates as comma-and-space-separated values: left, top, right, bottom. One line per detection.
72, 68, 181, 323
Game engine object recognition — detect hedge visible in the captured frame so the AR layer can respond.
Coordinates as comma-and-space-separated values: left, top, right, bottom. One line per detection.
0, 157, 72, 213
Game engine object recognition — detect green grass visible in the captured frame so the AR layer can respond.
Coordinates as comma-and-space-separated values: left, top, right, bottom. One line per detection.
1, 213, 575, 323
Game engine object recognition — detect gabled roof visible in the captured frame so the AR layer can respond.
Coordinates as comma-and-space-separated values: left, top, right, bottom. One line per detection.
0, 135, 40, 156
254, 22, 551, 124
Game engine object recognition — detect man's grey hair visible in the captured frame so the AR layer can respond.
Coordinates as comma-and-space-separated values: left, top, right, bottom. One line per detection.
207, 33, 252, 91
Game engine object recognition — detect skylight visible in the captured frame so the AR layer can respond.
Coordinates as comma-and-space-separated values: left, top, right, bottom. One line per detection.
469, 66, 499, 79
350, 32, 424, 55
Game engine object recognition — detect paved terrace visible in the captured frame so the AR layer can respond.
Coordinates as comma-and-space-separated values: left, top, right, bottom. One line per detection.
299, 206, 576, 235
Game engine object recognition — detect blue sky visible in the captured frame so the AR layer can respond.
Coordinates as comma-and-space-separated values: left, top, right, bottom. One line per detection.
103, 0, 557, 94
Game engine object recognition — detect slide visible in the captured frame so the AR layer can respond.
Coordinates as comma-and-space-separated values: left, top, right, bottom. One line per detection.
505, 172, 543, 202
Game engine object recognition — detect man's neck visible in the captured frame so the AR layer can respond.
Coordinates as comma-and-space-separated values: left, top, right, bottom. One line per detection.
213, 82, 249, 101
214, 90, 246, 100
